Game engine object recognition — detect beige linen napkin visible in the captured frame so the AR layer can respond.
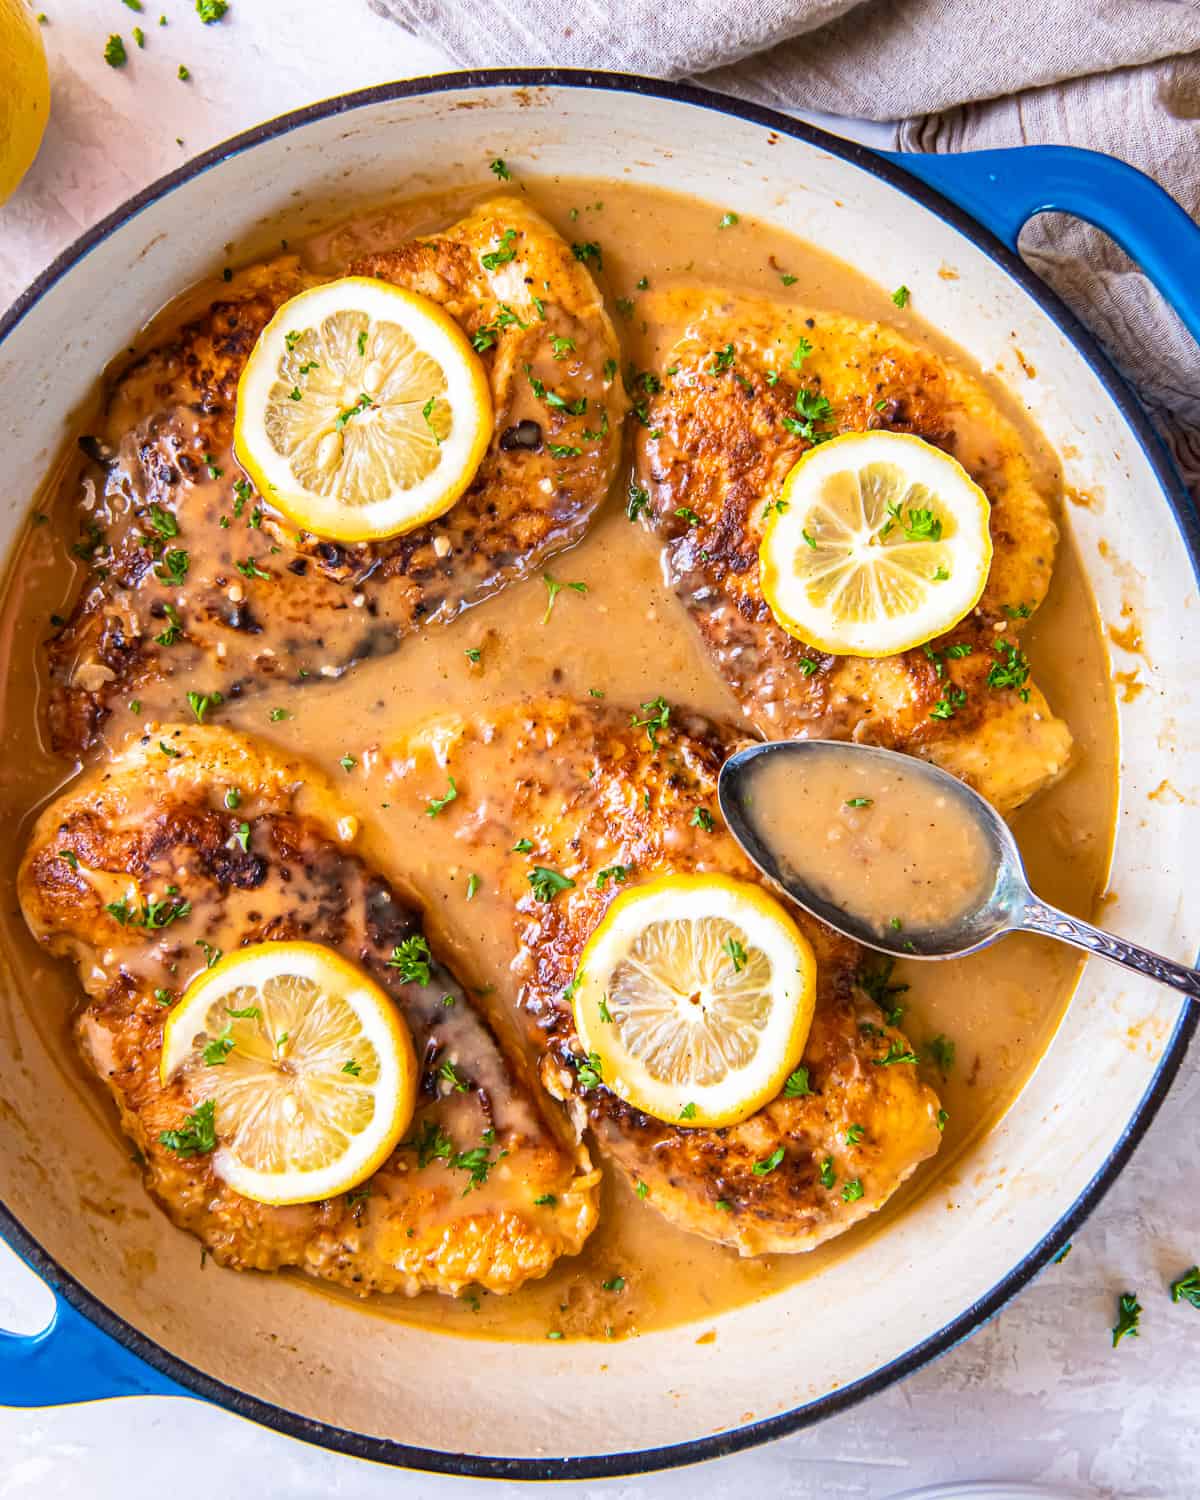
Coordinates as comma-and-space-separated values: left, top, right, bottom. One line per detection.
372, 0, 1200, 493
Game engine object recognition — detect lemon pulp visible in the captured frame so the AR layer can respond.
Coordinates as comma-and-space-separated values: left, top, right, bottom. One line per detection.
759, 430, 993, 658
160, 941, 416, 1204
235, 277, 492, 543
573, 874, 816, 1127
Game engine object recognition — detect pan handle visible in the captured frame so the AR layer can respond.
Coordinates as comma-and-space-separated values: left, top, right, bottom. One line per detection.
0, 1241, 189, 1406
880, 145, 1200, 348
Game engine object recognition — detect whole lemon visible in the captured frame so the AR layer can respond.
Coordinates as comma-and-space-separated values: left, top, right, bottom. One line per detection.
0, 0, 50, 207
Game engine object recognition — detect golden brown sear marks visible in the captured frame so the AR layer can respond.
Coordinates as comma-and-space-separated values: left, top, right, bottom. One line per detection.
632, 286, 1072, 813
388, 696, 943, 1256
46, 197, 625, 756
19, 726, 598, 1296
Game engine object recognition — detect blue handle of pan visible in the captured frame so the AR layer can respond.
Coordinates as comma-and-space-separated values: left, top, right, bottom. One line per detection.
0, 1238, 188, 1406
879, 144, 1200, 348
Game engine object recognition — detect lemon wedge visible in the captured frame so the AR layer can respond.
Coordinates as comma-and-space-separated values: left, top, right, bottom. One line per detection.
572, 874, 817, 1128
234, 277, 493, 543
759, 430, 992, 657
0, 0, 49, 208
159, 942, 416, 1205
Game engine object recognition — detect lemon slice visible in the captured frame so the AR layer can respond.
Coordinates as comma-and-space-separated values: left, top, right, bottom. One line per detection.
572, 874, 817, 1128
759, 430, 993, 657
160, 942, 417, 1205
234, 277, 493, 543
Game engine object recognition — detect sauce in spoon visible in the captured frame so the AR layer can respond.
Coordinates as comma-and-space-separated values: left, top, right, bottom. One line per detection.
742, 745, 996, 939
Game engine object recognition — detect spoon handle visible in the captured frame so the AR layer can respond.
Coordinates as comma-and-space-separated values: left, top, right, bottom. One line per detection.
1019, 899, 1200, 1001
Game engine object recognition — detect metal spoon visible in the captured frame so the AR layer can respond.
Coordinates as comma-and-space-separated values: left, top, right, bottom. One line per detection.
717, 738, 1200, 1000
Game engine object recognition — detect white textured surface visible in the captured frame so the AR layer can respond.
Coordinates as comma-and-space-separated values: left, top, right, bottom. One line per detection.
0, 4, 1196, 1496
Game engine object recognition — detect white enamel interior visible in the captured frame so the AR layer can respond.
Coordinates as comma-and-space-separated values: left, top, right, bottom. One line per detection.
1, 81, 1197, 1469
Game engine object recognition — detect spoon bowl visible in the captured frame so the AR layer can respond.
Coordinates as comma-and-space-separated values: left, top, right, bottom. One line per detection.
718, 738, 1200, 1000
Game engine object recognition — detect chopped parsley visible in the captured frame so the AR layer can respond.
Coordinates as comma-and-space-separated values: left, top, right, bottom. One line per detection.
438, 1058, 470, 1093
489, 157, 511, 180
679, 1103, 697, 1121
58, 849, 78, 870
268, 707, 290, 722
845, 1124, 865, 1145
525, 365, 587, 416
571, 241, 602, 269
146, 503, 178, 539
930, 686, 968, 721
534, 1193, 557, 1207
674, 506, 701, 527
936, 1108, 950, 1132
818, 1156, 836, 1189
595, 865, 630, 890
602, 1276, 626, 1292
234, 821, 250, 853
790, 336, 813, 367
186, 689, 222, 723
690, 806, 714, 832
873, 1041, 920, 1067
528, 866, 575, 903
387, 934, 432, 985
717, 211, 739, 229
196, 0, 228, 20
845, 796, 873, 808
155, 548, 189, 585
202, 1023, 235, 1066
421, 397, 441, 445
753, 1145, 786, 1176
177, 63, 190, 81
782, 386, 834, 443
892, 285, 911, 308
542, 573, 588, 622
1170, 1266, 1200, 1309
236, 558, 269, 580
1112, 1292, 1142, 1347
464, 647, 481, 664
1004, 601, 1033, 619
926, 1034, 956, 1073
627, 483, 651, 522
576, 1051, 603, 1091
339, 754, 356, 771
425, 777, 458, 816
158, 1099, 216, 1157
105, 893, 191, 930
548, 443, 581, 459
480, 228, 517, 270
512, 838, 534, 853
629, 695, 670, 747
988, 639, 1032, 700
195, 938, 221, 968
334, 393, 374, 431
841, 1178, 864, 1202
466, 873, 481, 901
154, 604, 184, 647
550, 334, 576, 360
780, 273, 798, 286
724, 937, 747, 973
103, 34, 127, 66
710, 342, 736, 373
635, 1181, 649, 1199
783, 1067, 811, 1098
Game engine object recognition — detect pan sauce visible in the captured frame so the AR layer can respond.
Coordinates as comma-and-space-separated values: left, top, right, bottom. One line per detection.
0, 177, 1118, 1342
742, 749, 997, 936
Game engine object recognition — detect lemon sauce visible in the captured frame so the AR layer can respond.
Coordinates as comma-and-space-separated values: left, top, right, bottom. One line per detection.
0, 177, 1118, 1342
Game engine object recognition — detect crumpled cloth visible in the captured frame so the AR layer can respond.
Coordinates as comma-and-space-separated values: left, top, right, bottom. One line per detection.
371, 0, 1200, 493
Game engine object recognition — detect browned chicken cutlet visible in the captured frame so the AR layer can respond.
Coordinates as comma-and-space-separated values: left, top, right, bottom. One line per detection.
632, 287, 1073, 813
389, 696, 943, 1256
19, 725, 599, 1296
47, 197, 625, 755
